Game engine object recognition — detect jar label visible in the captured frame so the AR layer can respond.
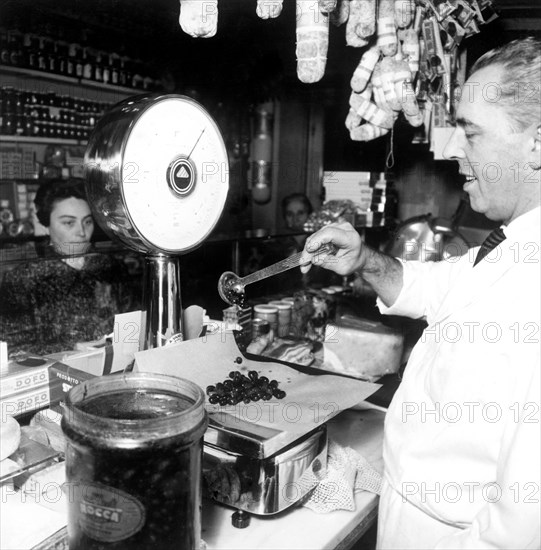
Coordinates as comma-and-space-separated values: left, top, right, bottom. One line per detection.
72, 482, 146, 542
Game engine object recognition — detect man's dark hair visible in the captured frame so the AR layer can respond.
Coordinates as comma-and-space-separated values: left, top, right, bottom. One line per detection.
34, 178, 89, 227
470, 37, 541, 132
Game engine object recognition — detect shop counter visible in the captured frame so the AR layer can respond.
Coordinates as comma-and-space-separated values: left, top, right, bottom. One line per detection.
0, 408, 385, 550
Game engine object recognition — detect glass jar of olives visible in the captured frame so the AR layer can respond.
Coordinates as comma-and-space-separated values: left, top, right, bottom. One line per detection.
62, 372, 208, 550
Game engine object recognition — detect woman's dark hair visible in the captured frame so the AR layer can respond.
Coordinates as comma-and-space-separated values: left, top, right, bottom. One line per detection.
281, 193, 313, 217
35, 178, 89, 227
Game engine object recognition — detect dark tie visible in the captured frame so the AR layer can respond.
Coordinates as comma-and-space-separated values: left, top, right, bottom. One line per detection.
473, 227, 506, 267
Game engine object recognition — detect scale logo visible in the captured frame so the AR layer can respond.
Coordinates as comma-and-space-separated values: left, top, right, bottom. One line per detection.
167, 157, 196, 197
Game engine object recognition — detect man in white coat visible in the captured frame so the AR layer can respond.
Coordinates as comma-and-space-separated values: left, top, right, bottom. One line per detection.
301, 37, 540, 548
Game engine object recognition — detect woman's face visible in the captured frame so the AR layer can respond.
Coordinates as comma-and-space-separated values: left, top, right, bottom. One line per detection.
284, 199, 310, 231
48, 197, 95, 255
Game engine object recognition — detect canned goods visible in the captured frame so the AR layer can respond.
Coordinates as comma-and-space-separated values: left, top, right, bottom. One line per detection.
251, 318, 271, 341
253, 304, 278, 333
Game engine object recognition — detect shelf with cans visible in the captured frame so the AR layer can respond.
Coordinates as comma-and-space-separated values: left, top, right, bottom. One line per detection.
0, 26, 159, 92
0, 84, 112, 142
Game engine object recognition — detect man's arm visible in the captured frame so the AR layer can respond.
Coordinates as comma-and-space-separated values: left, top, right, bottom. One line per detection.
300, 221, 403, 307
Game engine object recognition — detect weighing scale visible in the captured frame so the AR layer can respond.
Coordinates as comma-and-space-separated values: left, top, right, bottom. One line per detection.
85, 94, 229, 349
84, 94, 328, 517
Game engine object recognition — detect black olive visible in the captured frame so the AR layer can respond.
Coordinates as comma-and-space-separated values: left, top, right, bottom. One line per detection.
269, 380, 279, 388
243, 397, 251, 404
235, 357, 243, 364
208, 394, 219, 404
248, 370, 258, 381
223, 380, 233, 390
206, 385, 216, 395
219, 396, 229, 406
259, 376, 269, 385
262, 394, 272, 401
229, 371, 237, 379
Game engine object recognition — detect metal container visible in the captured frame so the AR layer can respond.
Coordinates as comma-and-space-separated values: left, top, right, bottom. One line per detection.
203, 423, 327, 515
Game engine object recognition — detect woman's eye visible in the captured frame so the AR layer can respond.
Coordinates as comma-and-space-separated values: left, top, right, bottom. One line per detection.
63, 221, 75, 227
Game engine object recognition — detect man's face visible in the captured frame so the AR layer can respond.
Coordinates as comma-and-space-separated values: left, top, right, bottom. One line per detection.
48, 197, 94, 255
285, 199, 309, 231
443, 65, 537, 224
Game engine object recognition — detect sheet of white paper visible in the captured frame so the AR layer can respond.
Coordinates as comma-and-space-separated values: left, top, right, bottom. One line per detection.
112, 310, 145, 372
134, 332, 380, 434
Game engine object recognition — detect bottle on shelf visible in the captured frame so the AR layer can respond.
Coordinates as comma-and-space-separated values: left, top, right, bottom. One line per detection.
7, 30, 23, 67
24, 33, 39, 70
0, 200, 15, 230
0, 29, 10, 65
110, 52, 120, 85
82, 47, 94, 80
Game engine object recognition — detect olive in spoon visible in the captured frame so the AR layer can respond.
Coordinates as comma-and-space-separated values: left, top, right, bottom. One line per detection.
218, 243, 337, 306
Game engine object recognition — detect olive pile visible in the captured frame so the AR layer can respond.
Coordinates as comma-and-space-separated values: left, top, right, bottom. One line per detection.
206, 370, 286, 406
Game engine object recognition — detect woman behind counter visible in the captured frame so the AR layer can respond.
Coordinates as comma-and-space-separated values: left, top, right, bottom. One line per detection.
0, 178, 137, 356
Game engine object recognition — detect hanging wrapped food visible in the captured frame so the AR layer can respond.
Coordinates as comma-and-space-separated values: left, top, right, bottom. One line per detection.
350, 122, 390, 142
357, 0, 377, 38
401, 28, 420, 76
350, 89, 395, 129
377, 0, 398, 56
330, 0, 349, 27
346, 0, 369, 47
394, 60, 423, 126
378, 57, 402, 111
350, 46, 380, 92
318, 0, 337, 14
296, 0, 330, 83
179, 0, 218, 37
346, 87, 370, 131
345, 107, 363, 131
394, 0, 415, 29
256, 0, 283, 19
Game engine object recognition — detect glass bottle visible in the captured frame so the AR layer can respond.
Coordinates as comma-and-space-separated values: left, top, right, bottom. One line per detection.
0, 29, 10, 65
0, 200, 15, 230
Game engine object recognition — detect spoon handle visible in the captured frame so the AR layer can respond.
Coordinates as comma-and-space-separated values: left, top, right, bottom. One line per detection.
240, 242, 337, 286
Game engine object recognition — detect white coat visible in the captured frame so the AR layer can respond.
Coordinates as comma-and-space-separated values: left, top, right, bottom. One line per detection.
376, 207, 541, 549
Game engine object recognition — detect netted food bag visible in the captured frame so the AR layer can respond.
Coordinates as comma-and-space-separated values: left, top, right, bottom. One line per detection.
291, 290, 336, 342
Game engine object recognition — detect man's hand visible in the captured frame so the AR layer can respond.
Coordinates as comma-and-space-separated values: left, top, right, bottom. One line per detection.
299, 222, 365, 276
300, 221, 404, 307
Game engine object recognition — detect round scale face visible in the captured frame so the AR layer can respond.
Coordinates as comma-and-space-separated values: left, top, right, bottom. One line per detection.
121, 97, 229, 253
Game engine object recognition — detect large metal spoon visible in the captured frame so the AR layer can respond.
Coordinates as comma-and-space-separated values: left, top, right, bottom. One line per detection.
218, 243, 337, 306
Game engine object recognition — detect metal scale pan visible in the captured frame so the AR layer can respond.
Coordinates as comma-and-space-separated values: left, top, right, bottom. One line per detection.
84, 94, 229, 349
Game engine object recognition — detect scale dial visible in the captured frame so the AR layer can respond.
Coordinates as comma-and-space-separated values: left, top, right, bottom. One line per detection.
85, 95, 229, 254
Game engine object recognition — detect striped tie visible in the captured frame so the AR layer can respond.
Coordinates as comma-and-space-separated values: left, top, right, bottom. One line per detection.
473, 227, 506, 267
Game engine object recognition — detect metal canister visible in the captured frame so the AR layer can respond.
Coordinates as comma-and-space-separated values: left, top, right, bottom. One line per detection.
62, 373, 208, 550
251, 318, 271, 342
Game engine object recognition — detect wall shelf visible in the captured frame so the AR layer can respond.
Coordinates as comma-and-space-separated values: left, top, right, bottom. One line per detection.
0, 135, 81, 145
0, 65, 145, 96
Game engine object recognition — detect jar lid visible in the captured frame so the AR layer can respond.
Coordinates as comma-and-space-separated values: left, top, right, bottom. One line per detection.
268, 301, 292, 310
254, 304, 278, 313
329, 285, 345, 292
